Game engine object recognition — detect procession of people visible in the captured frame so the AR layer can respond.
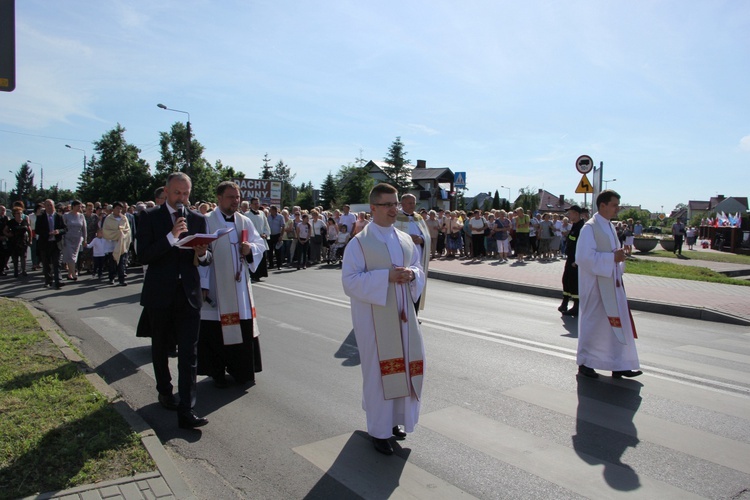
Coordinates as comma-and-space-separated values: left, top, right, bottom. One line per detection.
2, 180, 645, 453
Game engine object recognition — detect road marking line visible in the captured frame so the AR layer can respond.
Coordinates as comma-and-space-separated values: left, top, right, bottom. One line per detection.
503, 384, 750, 475
293, 432, 476, 499
421, 406, 702, 499
676, 345, 750, 364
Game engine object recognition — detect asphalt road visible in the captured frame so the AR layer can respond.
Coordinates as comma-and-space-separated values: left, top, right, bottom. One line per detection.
3, 265, 750, 499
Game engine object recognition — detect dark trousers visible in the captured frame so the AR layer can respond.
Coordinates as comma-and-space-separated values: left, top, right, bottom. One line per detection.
674, 235, 684, 254
562, 261, 579, 298
147, 288, 201, 413
39, 240, 61, 286
268, 234, 282, 269
107, 252, 127, 283
93, 255, 105, 277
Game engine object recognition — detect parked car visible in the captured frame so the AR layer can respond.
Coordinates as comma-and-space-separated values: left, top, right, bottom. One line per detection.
643, 226, 662, 234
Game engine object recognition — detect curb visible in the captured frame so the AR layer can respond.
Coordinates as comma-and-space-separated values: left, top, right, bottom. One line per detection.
18, 300, 196, 500
428, 269, 750, 327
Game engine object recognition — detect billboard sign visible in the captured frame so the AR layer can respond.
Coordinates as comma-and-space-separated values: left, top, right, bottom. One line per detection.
233, 178, 282, 207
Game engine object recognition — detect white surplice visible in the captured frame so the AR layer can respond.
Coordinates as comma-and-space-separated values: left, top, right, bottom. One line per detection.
342, 223, 426, 439
575, 213, 640, 371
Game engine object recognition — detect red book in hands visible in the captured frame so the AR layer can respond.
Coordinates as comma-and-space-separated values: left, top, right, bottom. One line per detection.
176, 227, 234, 249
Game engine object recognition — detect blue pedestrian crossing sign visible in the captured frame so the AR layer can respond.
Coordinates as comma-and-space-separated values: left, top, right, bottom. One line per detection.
454, 172, 466, 189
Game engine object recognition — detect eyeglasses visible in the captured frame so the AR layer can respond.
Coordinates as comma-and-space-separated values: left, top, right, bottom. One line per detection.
372, 202, 399, 208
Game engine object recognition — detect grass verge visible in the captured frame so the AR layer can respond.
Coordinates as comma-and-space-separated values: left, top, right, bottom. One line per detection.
626, 259, 750, 286
641, 249, 750, 264
0, 298, 155, 500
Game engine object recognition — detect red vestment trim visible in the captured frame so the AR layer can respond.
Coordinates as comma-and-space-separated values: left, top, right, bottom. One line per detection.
409, 360, 423, 377
221, 312, 240, 326
608, 316, 622, 328
380, 357, 406, 376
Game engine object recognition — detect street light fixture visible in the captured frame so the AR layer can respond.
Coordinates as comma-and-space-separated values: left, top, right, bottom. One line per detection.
157, 103, 192, 175
500, 185, 512, 207
27, 160, 43, 189
603, 178, 617, 189
65, 144, 87, 172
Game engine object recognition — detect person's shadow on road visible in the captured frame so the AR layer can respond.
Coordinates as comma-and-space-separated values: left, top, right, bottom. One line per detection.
301, 431, 410, 499
572, 377, 643, 492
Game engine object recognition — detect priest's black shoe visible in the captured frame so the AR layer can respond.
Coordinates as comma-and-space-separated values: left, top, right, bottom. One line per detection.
578, 365, 599, 378
158, 393, 179, 411
178, 411, 209, 429
612, 370, 643, 379
372, 437, 393, 455
392, 426, 407, 440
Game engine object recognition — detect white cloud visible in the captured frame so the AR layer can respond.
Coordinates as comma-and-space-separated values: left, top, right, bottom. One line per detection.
740, 135, 750, 151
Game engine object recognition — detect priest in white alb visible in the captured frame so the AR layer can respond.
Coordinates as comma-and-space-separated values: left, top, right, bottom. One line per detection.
342, 183, 426, 456
575, 189, 642, 379
393, 193, 431, 312
198, 181, 266, 388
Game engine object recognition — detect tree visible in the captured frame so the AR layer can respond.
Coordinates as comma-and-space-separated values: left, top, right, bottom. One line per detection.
336, 162, 373, 205
213, 159, 245, 182
382, 136, 411, 194
492, 190, 501, 210
153, 122, 217, 203
259, 153, 273, 179
319, 171, 338, 209
86, 124, 152, 203
296, 181, 315, 210
516, 186, 540, 213
9, 162, 36, 205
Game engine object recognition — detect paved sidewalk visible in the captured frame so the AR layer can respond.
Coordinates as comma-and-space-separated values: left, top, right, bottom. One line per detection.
17, 302, 195, 500
427, 254, 750, 326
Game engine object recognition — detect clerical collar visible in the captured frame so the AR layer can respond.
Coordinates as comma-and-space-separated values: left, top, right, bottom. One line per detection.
402, 211, 414, 217
250, 209, 260, 215
221, 211, 235, 222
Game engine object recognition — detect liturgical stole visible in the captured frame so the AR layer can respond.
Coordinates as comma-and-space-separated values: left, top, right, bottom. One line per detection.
588, 217, 636, 345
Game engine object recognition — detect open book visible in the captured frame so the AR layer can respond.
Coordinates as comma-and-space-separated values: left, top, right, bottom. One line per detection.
176, 227, 234, 249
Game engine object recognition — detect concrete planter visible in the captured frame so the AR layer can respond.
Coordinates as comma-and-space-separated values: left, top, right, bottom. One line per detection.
659, 239, 676, 252
633, 237, 659, 253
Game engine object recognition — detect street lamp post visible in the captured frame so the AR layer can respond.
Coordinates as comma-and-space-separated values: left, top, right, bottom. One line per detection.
500, 185, 512, 206
65, 145, 87, 174
27, 160, 43, 189
157, 103, 191, 176
603, 178, 617, 189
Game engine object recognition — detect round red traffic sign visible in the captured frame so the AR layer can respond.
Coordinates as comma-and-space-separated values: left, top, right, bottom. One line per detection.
575, 155, 594, 174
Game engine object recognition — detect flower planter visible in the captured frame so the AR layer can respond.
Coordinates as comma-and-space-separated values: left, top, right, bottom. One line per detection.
659, 239, 675, 252
633, 237, 658, 253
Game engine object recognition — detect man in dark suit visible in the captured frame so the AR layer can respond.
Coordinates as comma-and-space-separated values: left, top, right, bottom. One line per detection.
137, 172, 212, 429
34, 199, 67, 289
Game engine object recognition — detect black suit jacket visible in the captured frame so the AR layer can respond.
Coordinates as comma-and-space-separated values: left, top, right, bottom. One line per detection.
34, 211, 67, 243
137, 204, 211, 310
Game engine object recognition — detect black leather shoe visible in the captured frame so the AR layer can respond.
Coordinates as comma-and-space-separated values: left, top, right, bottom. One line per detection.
578, 365, 599, 378
178, 411, 209, 429
612, 370, 643, 379
392, 426, 407, 439
372, 437, 393, 455
562, 307, 578, 316
158, 393, 179, 411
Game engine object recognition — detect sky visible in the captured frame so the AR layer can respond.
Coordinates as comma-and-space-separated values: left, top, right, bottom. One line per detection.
1, 0, 749, 213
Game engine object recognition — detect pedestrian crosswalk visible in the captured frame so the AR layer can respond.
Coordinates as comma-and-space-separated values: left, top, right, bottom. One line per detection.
295, 376, 750, 499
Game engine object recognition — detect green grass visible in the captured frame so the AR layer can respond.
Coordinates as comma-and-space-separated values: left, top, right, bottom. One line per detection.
626, 259, 750, 286
643, 249, 750, 264
0, 299, 154, 500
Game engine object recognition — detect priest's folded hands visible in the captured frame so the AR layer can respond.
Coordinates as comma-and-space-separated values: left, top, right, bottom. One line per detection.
389, 266, 414, 284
